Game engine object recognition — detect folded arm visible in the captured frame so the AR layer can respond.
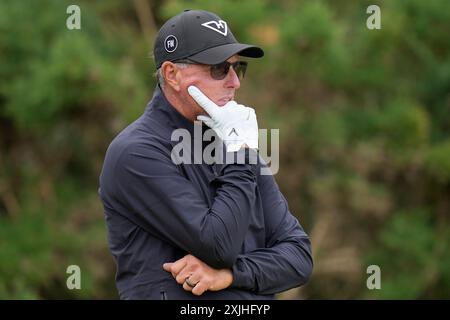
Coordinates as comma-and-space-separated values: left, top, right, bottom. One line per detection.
112, 143, 258, 269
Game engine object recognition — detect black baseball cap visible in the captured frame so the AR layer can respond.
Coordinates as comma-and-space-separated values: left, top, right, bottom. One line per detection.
153, 9, 264, 69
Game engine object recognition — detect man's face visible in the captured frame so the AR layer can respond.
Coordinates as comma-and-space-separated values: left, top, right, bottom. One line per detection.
176, 55, 242, 117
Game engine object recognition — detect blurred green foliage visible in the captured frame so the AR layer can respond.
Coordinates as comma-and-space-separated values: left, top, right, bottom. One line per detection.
0, 0, 449, 299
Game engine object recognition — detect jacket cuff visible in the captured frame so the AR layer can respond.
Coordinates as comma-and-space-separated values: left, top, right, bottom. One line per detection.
230, 259, 254, 290
214, 147, 259, 175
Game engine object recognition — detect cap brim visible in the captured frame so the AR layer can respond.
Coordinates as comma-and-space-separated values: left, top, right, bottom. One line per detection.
187, 43, 264, 65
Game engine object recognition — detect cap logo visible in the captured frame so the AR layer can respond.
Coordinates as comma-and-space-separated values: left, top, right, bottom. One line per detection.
201, 20, 228, 36
164, 35, 178, 53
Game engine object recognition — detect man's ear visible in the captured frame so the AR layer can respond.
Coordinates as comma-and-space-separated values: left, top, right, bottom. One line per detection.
161, 61, 181, 91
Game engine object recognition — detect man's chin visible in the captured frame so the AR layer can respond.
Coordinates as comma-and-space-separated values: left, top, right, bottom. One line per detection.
217, 98, 231, 107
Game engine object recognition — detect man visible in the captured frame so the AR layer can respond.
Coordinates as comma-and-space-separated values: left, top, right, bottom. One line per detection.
99, 9, 313, 300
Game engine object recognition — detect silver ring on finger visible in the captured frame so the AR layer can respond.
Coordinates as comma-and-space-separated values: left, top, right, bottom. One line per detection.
185, 277, 198, 288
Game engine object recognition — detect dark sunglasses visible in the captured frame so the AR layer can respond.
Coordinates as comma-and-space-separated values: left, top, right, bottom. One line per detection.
173, 59, 248, 80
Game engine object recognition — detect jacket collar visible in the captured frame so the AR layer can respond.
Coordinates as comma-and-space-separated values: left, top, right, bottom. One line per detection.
145, 85, 197, 136
144, 85, 229, 177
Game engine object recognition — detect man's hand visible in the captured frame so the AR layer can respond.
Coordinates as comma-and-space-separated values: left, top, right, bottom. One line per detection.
188, 85, 258, 152
163, 254, 233, 296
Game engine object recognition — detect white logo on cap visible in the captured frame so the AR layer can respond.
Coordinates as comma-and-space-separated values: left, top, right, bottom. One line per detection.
201, 20, 228, 36
164, 35, 178, 53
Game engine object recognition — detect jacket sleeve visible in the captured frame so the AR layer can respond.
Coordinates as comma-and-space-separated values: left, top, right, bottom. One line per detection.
230, 163, 313, 294
111, 142, 257, 269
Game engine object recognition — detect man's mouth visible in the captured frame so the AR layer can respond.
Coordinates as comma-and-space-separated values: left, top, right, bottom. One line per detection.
217, 96, 233, 106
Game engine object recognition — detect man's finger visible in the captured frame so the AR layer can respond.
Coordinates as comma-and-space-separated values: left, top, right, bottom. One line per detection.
182, 273, 200, 292
186, 273, 201, 287
197, 115, 212, 122
182, 280, 194, 292
197, 115, 214, 128
188, 86, 219, 120
191, 281, 208, 296
168, 257, 187, 276
162, 263, 173, 272
176, 267, 192, 285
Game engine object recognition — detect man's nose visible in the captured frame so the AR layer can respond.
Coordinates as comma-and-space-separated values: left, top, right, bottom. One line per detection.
225, 67, 241, 89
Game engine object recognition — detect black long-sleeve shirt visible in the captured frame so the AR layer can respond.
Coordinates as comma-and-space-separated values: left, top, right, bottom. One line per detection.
99, 86, 313, 299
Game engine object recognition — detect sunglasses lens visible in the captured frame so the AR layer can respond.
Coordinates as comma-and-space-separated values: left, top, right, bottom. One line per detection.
210, 61, 248, 80
210, 62, 229, 80
234, 62, 247, 79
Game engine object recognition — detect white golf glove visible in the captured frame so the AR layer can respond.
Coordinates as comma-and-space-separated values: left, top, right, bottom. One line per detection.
188, 85, 258, 152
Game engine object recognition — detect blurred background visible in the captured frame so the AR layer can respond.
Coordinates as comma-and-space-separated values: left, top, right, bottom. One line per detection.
0, 0, 449, 299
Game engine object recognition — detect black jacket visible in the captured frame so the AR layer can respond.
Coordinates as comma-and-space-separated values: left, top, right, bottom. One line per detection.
99, 86, 313, 299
